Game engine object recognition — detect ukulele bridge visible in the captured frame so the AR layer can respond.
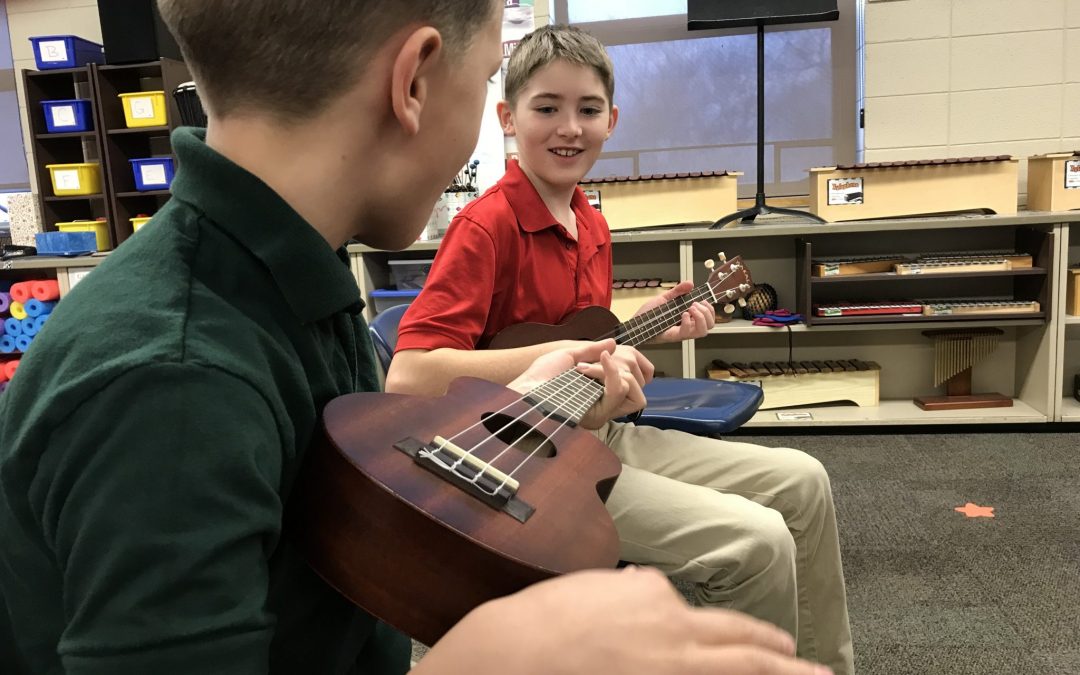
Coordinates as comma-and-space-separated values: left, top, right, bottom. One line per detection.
394, 437, 536, 523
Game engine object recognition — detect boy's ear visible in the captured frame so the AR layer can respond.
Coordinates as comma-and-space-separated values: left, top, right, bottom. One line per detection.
390, 26, 444, 136
606, 104, 619, 140
496, 100, 516, 137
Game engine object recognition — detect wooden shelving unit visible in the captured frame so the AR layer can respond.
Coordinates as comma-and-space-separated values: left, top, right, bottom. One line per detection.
794, 227, 1052, 327
350, 210, 1080, 427
92, 58, 190, 248
22, 65, 112, 239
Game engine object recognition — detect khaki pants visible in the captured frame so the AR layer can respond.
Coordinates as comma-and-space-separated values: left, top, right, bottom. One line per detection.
594, 421, 854, 675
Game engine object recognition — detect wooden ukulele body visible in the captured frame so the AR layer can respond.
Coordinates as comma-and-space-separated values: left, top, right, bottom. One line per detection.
289, 377, 622, 646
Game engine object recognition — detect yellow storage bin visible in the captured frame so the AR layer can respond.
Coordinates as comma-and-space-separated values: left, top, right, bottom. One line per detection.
130, 216, 152, 232
57, 219, 112, 251
45, 162, 102, 196
118, 90, 167, 127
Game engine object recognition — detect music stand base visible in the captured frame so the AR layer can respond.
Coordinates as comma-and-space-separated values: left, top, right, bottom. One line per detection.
913, 393, 1013, 411
711, 204, 827, 229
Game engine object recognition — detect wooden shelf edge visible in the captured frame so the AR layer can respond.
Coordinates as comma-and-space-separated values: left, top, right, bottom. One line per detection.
742, 399, 1047, 427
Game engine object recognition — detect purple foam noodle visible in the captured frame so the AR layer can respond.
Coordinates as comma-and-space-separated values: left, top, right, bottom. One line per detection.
0, 292, 9, 314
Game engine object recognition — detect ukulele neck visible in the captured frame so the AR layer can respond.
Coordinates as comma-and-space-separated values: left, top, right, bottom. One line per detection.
614, 283, 714, 347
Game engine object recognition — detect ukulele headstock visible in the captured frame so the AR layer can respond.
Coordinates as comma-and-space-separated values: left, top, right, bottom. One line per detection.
704, 252, 754, 315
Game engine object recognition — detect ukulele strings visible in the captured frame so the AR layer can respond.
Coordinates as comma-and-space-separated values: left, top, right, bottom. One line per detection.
593, 267, 738, 346
423, 369, 604, 495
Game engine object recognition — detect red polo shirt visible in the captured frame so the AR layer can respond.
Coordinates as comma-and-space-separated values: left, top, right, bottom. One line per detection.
396, 160, 612, 352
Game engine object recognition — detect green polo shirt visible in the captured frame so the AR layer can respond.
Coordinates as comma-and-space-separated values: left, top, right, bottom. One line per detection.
0, 128, 409, 674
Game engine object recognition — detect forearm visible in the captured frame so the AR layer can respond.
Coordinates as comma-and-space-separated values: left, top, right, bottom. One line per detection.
386, 341, 575, 396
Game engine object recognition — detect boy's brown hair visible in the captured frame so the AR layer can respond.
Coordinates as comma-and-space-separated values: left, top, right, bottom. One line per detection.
503, 24, 615, 108
157, 0, 496, 121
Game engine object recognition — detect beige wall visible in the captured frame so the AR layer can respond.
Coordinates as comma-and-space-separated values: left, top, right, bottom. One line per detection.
863, 0, 1080, 198
5, 0, 100, 193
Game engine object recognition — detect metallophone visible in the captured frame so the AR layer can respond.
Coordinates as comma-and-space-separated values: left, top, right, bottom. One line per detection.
707, 359, 881, 409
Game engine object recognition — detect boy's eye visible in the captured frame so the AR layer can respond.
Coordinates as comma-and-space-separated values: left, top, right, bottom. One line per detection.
582, 107, 602, 116
536, 106, 556, 114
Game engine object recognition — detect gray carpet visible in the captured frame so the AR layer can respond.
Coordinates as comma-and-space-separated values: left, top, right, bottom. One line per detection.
412, 431, 1080, 673
744, 430, 1080, 675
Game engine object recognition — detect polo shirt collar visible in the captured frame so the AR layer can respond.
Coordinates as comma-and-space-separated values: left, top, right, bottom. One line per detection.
499, 159, 594, 236
169, 127, 363, 323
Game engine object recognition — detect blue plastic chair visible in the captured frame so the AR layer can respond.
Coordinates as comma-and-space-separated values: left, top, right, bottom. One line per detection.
368, 303, 762, 436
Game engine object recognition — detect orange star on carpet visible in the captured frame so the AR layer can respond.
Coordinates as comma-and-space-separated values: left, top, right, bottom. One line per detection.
954, 502, 995, 518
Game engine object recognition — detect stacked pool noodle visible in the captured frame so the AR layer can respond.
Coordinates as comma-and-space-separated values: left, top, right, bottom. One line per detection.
0, 279, 59, 392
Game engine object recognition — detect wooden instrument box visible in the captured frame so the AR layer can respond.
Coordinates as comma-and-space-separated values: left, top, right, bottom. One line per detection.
579, 171, 741, 231
708, 360, 880, 409
1067, 268, 1080, 316
1026, 152, 1080, 212
610, 279, 676, 322
808, 156, 1019, 223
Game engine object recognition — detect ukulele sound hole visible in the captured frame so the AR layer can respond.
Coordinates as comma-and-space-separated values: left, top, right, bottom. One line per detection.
480, 413, 557, 458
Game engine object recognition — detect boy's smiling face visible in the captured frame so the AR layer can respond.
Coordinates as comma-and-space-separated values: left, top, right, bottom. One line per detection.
499, 59, 618, 194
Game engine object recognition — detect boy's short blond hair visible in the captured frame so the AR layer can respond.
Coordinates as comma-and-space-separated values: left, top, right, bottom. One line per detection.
504, 24, 614, 107
157, 0, 495, 121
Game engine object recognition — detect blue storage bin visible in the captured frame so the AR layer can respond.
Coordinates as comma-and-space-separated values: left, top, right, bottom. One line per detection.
130, 157, 175, 191
371, 288, 421, 314
29, 35, 105, 70
34, 231, 98, 256
41, 99, 93, 133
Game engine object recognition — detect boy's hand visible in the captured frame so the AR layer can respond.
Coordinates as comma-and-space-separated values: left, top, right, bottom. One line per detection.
634, 281, 715, 343
508, 339, 646, 428
418, 566, 831, 675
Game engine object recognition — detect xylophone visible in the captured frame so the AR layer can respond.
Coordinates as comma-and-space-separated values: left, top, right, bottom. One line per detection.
578, 170, 742, 231
812, 256, 906, 277
708, 359, 881, 409
808, 155, 1019, 222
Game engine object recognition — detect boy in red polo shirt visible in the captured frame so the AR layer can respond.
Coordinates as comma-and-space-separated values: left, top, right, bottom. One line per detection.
388, 24, 853, 674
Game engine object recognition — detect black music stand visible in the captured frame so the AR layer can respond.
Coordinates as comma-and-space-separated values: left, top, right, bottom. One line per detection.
688, 0, 838, 228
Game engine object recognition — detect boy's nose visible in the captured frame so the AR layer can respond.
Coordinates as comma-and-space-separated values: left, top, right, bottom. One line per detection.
558, 120, 583, 138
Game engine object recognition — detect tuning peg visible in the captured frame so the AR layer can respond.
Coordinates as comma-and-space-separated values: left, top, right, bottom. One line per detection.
723, 304, 735, 314
739, 283, 751, 292
725, 289, 736, 298
704, 259, 715, 270
730, 263, 741, 272
717, 252, 727, 262
737, 298, 747, 307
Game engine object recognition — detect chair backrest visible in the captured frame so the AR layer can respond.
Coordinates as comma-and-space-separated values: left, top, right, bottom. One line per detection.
368, 303, 411, 374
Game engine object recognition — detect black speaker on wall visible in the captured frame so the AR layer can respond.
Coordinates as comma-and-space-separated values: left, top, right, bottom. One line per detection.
97, 0, 183, 65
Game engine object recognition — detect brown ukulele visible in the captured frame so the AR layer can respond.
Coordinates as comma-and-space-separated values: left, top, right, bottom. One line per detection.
288, 368, 622, 647
487, 253, 754, 350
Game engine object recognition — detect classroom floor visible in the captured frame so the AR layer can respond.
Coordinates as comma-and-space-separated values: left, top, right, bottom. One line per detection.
412, 429, 1080, 674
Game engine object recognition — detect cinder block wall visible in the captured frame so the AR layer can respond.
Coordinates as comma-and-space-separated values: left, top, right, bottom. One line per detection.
863, 0, 1080, 199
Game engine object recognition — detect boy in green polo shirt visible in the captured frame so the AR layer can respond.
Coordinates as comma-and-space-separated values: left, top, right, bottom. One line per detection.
0, 1, 827, 674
